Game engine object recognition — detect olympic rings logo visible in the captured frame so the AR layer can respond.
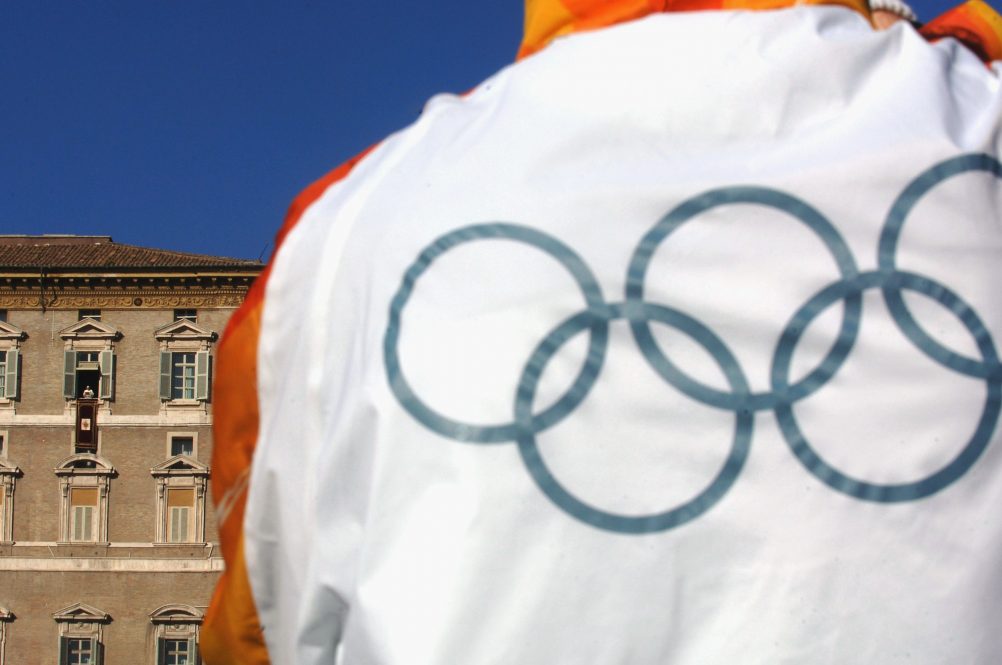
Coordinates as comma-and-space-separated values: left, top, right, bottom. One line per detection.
384, 153, 1002, 534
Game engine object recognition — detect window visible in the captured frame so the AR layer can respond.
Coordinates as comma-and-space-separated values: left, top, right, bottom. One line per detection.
59, 319, 121, 404
0, 606, 12, 665
160, 351, 208, 402
167, 489, 194, 543
151, 605, 202, 665
0, 433, 4, 458
170, 436, 195, 457
64, 350, 114, 400
171, 352, 197, 400
55, 455, 114, 544
70, 489, 97, 542
0, 452, 19, 544
152, 456, 208, 545
0, 320, 25, 404
160, 639, 194, 665
54, 603, 108, 665
64, 637, 95, 664
155, 320, 217, 410
78, 310, 101, 321
173, 309, 197, 322
0, 310, 6, 322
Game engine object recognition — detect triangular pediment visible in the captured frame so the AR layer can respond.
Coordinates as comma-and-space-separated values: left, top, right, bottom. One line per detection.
0, 320, 26, 341
154, 319, 217, 341
59, 318, 121, 340
151, 454, 209, 476
53, 602, 110, 622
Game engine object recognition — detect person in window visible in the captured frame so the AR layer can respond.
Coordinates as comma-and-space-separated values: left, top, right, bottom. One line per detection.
82, 386, 95, 399
203, 0, 1002, 663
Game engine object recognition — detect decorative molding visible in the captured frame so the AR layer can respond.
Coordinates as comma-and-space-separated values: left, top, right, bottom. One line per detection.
154, 320, 218, 342
0, 322, 26, 342
0, 413, 212, 427
150, 604, 203, 624
59, 318, 121, 341
0, 557, 224, 572
52, 602, 111, 624
0, 292, 249, 310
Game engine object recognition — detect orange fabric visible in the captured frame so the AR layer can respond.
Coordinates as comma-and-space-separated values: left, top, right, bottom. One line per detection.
921, 0, 1002, 63
519, 0, 872, 58
202, 145, 374, 665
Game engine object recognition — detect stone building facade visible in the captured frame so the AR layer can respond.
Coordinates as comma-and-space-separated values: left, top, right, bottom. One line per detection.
0, 235, 263, 665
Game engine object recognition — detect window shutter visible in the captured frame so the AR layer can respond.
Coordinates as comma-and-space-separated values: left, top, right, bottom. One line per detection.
195, 351, 209, 400
59, 636, 70, 665
159, 352, 172, 400
95, 638, 104, 665
63, 350, 77, 398
4, 348, 17, 399
190, 637, 199, 665
157, 637, 167, 665
99, 350, 114, 400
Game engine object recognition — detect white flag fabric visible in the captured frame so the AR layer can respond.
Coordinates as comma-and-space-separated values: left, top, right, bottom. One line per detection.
239, 7, 1002, 664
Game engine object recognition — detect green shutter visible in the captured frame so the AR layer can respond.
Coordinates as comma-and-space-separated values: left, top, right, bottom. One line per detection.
195, 351, 209, 401
99, 350, 114, 400
157, 638, 167, 665
63, 351, 77, 399
190, 636, 200, 665
4, 348, 18, 399
159, 352, 172, 400
59, 637, 70, 665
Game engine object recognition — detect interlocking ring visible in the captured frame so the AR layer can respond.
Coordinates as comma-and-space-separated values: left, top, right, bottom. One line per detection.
383, 153, 1002, 533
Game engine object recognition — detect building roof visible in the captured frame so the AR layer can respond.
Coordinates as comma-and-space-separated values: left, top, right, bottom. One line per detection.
0, 236, 262, 272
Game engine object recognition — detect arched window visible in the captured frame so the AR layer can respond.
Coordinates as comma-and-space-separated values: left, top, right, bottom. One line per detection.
54, 454, 115, 544
0, 458, 19, 544
150, 604, 202, 665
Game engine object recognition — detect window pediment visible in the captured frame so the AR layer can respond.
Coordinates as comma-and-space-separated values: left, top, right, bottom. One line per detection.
154, 320, 218, 342
149, 604, 203, 624
59, 318, 122, 341
53, 603, 110, 623
55, 454, 115, 476
0, 607, 11, 621
0, 321, 26, 342
0, 459, 20, 477
151, 455, 209, 477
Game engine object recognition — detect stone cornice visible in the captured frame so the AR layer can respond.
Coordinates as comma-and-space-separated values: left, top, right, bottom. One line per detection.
0, 291, 249, 310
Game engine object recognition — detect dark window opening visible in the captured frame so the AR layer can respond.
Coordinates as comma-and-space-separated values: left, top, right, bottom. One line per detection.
171, 436, 195, 457
173, 309, 197, 322
0, 309, 7, 322
78, 310, 101, 321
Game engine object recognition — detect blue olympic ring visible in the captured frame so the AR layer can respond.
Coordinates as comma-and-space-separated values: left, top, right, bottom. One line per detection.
383, 153, 1002, 533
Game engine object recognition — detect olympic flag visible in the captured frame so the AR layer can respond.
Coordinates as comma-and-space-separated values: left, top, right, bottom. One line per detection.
203, 1, 1002, 663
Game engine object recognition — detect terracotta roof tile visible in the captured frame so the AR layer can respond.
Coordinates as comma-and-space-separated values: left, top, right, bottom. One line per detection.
0, 236, 262, 271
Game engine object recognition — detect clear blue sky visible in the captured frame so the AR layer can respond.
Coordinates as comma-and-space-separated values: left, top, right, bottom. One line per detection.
0, 0, 990, 261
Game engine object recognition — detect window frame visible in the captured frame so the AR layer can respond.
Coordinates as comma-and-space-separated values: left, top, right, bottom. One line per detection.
167, 432, 198, 459
150, 605, 202, 665
154, 320, 217, 413
59, 319, 121, 408
0, 606, 12, 665
55, 455, 115, 545
0, 321, 26, 406
0, 454, 20, 545
151, 456, 209, 545
53, 603, 109, 665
